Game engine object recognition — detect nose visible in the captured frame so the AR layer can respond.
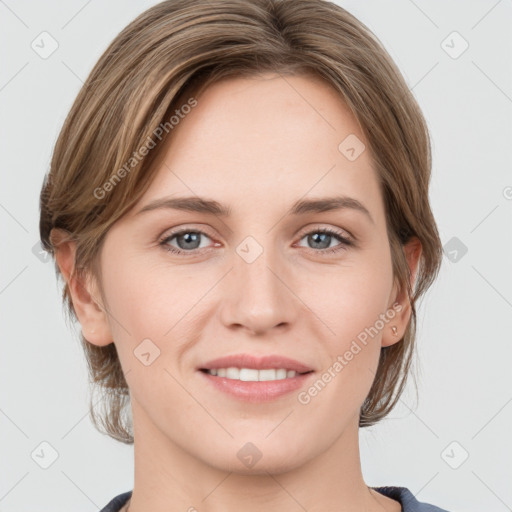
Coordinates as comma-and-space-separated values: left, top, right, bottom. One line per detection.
219, 240, 298, 335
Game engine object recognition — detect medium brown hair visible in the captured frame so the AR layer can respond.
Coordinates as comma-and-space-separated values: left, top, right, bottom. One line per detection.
39, 0, 443, 444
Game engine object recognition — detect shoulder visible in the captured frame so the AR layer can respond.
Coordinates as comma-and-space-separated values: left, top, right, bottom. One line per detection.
372, 486, 452, 512
98, 490, 132, 512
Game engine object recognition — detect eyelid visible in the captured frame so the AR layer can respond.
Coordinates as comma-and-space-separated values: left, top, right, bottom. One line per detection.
296, 223, 354, 241
159, 224, 216, 241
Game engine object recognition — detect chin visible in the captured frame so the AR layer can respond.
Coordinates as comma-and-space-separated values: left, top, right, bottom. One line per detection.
199, 440, 313, 476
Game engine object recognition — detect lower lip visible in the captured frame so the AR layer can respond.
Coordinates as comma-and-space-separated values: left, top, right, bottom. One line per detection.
198, 370, 314, 402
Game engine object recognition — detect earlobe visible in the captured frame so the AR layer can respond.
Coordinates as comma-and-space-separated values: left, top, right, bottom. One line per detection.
51, 228, 113, 347
381, 236, 422, 348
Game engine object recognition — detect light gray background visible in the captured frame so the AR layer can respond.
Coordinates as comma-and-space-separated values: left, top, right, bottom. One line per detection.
1, 1, 511, 511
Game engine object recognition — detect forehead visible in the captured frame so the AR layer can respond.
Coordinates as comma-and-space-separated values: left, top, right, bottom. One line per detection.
128, 73, 384, 226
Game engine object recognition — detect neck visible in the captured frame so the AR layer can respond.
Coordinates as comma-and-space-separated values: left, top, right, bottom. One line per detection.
124, 398, 398, 512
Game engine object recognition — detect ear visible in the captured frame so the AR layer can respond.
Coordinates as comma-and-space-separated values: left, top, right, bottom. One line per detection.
381, 236, 422, 348
51, 228, 113, 347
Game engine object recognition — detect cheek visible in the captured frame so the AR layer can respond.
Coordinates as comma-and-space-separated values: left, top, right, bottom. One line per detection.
102, 255, 216, 347
297, 272, 389, 420
303, 259, 393, 344
299, 251, 393, 396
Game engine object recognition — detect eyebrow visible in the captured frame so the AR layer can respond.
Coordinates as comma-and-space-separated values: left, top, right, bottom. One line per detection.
135, 195, 374, 224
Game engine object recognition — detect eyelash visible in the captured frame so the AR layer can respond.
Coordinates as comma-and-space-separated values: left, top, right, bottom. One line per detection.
159, 226, 354, 257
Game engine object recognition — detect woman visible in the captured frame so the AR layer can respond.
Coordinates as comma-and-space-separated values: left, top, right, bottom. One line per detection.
39, 0, 450, 510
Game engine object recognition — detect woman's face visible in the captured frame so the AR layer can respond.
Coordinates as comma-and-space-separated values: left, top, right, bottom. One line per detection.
89, 73, 413, 473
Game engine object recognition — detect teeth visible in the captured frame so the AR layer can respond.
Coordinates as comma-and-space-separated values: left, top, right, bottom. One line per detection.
276, 368, 287, 380
206, 367, 299, 381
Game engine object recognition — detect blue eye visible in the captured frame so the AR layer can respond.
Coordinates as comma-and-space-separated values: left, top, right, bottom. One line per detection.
296, 228, 353, 254
159, 227, 353, 256
160, 230, 213, 254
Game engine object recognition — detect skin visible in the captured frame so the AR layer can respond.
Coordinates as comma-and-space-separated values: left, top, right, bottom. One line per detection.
55, 73, 422, 512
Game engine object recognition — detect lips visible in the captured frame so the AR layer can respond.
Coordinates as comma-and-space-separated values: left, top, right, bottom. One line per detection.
198, 354, 314, 374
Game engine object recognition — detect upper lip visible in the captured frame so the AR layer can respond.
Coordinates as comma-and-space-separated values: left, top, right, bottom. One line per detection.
198, 354, 314, 374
